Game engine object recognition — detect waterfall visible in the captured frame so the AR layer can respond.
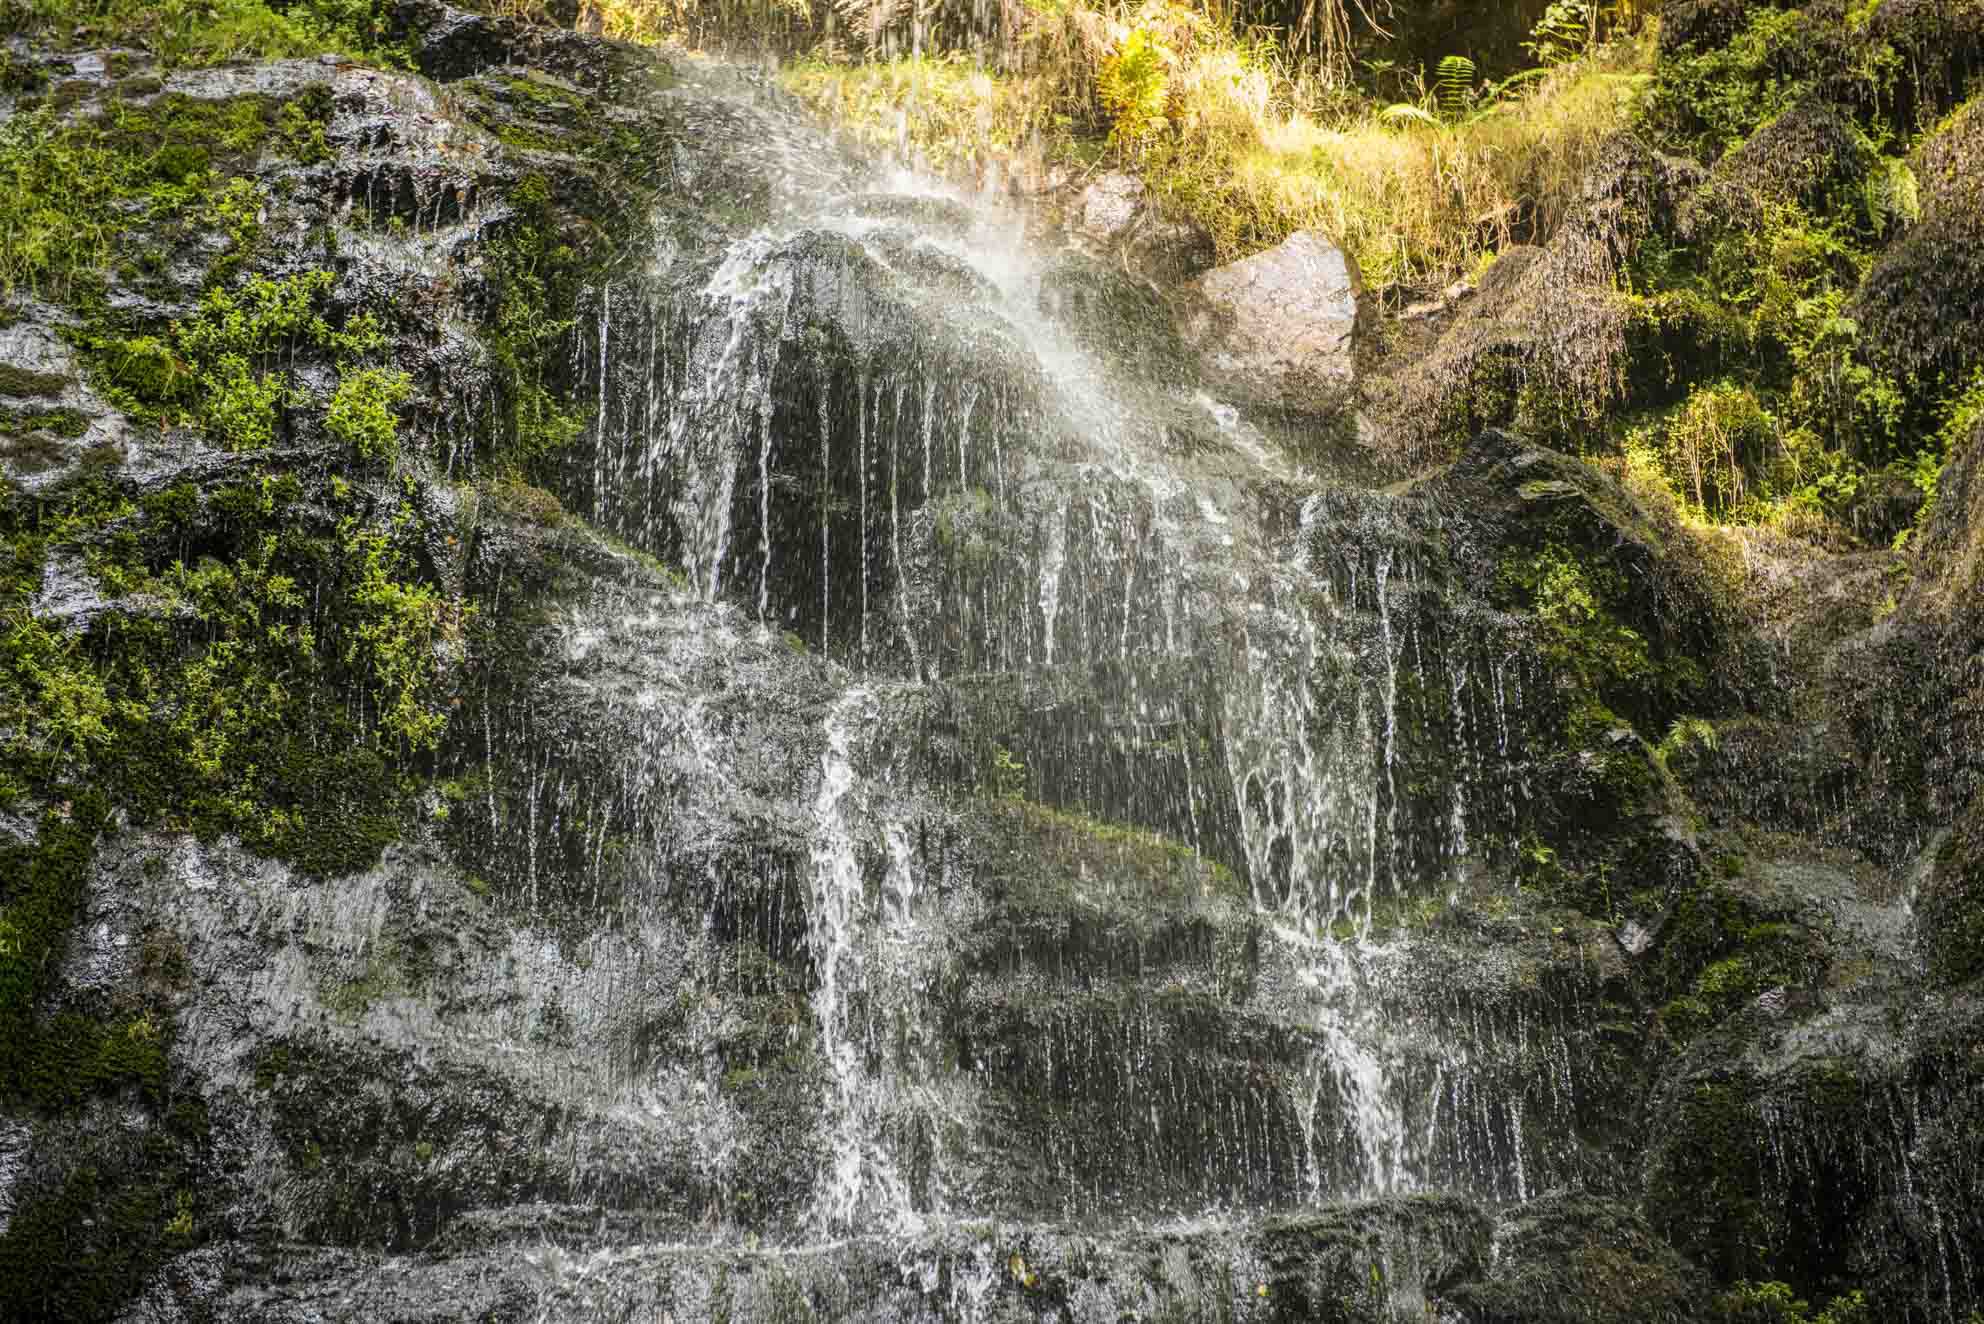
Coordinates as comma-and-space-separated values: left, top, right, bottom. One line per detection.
532, 63, 1619, 1310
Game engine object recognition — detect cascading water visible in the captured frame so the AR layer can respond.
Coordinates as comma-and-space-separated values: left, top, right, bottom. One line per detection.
512, 55, 1623, 1317
806, 684, 927, 1236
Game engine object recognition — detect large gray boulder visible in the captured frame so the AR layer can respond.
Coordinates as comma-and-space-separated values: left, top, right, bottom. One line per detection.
1181, 228, 1361, 417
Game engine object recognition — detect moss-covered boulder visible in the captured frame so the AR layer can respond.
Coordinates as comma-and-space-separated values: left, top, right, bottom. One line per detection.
1866, 0, 1984, 124
1678, 99, 1874, 240
1658, 0, 1796, 57
1373, 136, 1703, 466
1851, 98, 1984, 385
1645, 994, 1984, 1321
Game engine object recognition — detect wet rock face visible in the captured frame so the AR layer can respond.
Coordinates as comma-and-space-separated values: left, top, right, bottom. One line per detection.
1182, 229, 1363, 418
1922, 803, 1984, 987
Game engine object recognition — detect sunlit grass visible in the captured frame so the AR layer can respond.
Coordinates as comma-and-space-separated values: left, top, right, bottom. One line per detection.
782, 53, 1069, 176
782, 22, 1655, 293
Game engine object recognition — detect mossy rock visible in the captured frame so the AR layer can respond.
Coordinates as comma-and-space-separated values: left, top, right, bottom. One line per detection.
1247, 1196, 1491, 1322
1911, 411, 1984, 607
1450, 430, 1736, 712
1851, 98, 1984, 384
1920, 797, 1984, 986
1375, 137, 1703, 465
0, 1095, 212, 1323
962, 797, 1255, 989
1678, 100, 1875, 240
1644, 1037, 1978, 1313
1866, 0, 1984, 124
0, 363, 72, 398
253, 1034, 716, 1247
1659, 0, 1791, 57
1442, 1194, 1706, 1323
393, 0, 675, 94
1623, 288, 1754, 407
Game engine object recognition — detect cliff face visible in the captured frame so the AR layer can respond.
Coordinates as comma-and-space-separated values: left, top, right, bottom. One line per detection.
0, 2, 1980, 1321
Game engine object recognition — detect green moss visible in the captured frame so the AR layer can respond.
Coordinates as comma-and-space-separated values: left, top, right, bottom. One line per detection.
4, 463, 452, 877
325, 948, 405, 1019
1649, 1073, 1780, 1277
0, 798, 110, 1089
991, 798, 1244, 908
0, 405, 87, 437
0, 92, 298, 306
327, 365, 413, 461
0, 0, 408, 70
1643, 5, 1901, 163
1714, 1280, 1873, 1323
1496, 541, 1696, 732
0, 363, 71, 398
1650, 883, 1822, 1043
0, 1096, 211, 1323
480, 174, 589, 471
275, 83, 337, 163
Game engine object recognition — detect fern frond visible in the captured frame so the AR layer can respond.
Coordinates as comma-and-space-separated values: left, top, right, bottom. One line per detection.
1433, 55, 1475, 117
1379, 102, 1439, 127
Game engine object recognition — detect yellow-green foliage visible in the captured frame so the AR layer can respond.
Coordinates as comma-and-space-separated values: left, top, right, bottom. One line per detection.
168, 273, 388, 447
1713, 1280, 1871, 1324
1504, 542, 1653, 694
1, 616, 131, 763
2, 465, 459, 871
0, 87, 335, 303
483, 175, 587, 468
781, 54, 1063, 174
1619, 201, 1912, 532
784, 5, 1651, 287
0, 0, 405, 70
1644, 7, 1833, 159
327, 366, 414, 461
0, 109, 131, 301
1654, 381, 1781, 515
1098, 25, 1173, 150
83, 272, 399, 454
1909, 369, 1984, 505
342, 510, 457, 750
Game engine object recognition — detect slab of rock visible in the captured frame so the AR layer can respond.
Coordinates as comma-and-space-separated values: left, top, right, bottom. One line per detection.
1181, 228, 1360, 416
1072, 170, 1214, 285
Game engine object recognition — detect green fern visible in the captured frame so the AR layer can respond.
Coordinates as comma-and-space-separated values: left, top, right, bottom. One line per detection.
1433, 55, 1475, 117
1099, 27, 1171, 151
1863, 157, 1920, 237
1379, 102, 1439, 127
1654, 717, 1719, 769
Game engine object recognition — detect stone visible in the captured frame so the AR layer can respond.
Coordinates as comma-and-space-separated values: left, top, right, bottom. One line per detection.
1180, 229, 1361, 417
1077, 170, 1144, 241
1072, 169, 1215, 285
